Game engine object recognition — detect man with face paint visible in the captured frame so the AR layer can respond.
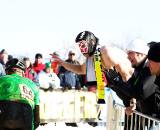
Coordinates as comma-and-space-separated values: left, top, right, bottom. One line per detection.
51, 31, 133, 82
50, 31, 134, 127
75, 31, 103, 92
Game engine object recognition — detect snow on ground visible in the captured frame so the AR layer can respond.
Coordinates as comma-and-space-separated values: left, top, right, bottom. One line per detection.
37, 122, 106, 130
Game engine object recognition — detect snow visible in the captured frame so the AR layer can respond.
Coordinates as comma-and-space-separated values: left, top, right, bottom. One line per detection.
37, 122, 106, 130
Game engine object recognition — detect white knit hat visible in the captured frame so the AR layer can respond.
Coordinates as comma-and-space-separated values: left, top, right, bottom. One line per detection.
127, 39, 149, 55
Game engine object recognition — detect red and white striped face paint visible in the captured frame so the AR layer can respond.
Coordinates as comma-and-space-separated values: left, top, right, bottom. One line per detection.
78, 40, 88, 54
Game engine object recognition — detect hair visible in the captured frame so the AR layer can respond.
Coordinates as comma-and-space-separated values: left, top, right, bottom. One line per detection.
147, 41, 160, 62
23, 57, 33, 68
35, 53, 43, 59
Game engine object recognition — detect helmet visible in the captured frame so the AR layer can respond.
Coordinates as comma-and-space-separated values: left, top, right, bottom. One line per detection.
5, 58, 26, 71
75, 31, 99, 56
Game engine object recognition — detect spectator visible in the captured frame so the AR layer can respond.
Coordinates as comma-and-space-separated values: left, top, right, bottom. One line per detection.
33, 53, 45, 74
0, 49, 8, 76
148, 42, 160, 119
51, 51, 60, 75
0, 58, 40, 130
51, 31, 133, 92
58, 50, 82, 91
51, 31, 133, 127
106, 39, 158, 129
0, 49, 8, 68
23, 57, 37, 82
8, 54, 13, 60
0, 63, 5, 77
37, 62, 60, 91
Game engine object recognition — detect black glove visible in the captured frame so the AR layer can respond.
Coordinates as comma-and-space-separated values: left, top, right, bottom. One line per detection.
105, 69, 122, 87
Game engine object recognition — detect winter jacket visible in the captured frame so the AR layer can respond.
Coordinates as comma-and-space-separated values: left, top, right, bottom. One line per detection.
33, 63, 45, 74
107, 59, 158, 116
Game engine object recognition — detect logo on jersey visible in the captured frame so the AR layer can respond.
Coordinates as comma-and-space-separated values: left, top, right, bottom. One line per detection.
19, 84, 34, 101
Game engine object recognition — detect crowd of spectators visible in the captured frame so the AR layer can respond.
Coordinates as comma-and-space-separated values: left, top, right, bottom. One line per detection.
0, 31, 160, 129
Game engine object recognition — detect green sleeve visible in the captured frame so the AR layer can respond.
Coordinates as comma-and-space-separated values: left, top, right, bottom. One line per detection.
34, 87, 40, 105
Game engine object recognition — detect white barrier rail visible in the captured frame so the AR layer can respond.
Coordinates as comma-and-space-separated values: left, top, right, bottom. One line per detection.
113, 103, 160, 130
39, 89, 100, 123
39, 89, 160, 130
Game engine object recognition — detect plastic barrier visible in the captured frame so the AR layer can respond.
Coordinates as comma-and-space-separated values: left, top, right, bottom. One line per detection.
39, 89, 99, 123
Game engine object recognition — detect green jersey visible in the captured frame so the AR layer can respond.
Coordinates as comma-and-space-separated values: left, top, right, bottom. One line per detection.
0, 73, 39, 109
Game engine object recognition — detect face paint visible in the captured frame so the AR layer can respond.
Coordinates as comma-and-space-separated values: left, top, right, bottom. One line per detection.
78, 40, 88, 54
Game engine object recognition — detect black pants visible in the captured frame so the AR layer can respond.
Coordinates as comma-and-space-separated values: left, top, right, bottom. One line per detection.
0, 101, 32, 130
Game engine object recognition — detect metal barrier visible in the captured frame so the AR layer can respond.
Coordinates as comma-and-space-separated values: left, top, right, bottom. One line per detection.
39, 89, 160, 130
113, 103, 160, 130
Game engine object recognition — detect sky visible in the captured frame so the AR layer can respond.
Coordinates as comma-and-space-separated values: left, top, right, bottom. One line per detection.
0, 0, 160, 60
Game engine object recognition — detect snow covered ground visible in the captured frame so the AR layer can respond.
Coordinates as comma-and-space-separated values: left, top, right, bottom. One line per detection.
37, 122, 106, 130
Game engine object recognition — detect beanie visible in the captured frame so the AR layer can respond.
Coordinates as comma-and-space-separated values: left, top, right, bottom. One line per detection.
45, 62, 51, 69
127, 39, 149, 55
0, 49, 8, 54
148, 42, 160, 62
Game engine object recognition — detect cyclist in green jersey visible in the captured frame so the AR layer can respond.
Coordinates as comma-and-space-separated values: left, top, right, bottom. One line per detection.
0, 58, 40, 130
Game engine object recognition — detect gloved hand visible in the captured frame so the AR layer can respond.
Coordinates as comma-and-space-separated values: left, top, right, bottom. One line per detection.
105, 69, 122, 87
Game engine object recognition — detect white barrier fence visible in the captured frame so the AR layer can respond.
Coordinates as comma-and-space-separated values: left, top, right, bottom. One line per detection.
112, 103, 160, 130
39, 89, 99, 123
39, 89, 160, 130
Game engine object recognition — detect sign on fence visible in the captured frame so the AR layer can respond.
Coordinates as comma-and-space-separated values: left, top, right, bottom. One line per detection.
39, 90, 99, 123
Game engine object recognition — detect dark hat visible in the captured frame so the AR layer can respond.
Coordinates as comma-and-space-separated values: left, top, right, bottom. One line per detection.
8, 55, 13, 60
0, 49, 8, 54
35, 53, 43, 59
68, 50, 75, 55
148, 42, 160, 62
53, 51, 59, 57
23, 57, 30, 61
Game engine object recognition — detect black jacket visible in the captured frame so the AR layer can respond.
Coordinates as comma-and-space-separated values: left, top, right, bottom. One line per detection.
106, 59, 158, 115
154, 76, 160, 118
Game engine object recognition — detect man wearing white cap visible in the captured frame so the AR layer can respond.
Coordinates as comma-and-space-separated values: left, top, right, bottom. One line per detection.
106, 39, 158, 129
127, 39, 149, 67
126, 39, 158, 128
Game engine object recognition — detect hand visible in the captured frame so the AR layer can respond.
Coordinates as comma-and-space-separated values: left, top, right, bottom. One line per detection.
125, 98, 136, 116
105, 69, 122, 86
125, 105, 136, 116
50, 54, 63, 65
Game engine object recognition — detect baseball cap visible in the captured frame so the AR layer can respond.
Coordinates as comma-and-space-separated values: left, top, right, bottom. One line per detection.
69, 50, 75, 55
127, 39, 149, 55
